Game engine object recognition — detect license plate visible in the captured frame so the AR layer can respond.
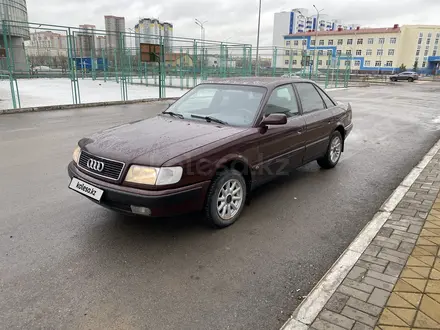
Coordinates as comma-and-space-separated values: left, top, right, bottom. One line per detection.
69, 178, 104, 201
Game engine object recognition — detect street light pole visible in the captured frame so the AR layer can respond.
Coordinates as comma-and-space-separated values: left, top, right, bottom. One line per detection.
255, 0, 262, 76
313, 5, 324, 75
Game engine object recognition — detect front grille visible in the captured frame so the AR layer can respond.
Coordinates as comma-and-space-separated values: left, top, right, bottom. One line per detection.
78, 151, 125, 181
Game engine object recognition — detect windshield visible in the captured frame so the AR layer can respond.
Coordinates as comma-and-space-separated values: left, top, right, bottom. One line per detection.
164, 84, 266, 127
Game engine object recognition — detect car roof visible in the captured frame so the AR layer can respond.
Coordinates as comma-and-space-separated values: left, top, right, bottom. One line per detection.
201, 76, 315, 89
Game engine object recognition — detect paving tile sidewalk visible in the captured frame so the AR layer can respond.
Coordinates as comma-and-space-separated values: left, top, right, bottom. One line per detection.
310, 151, 440, 330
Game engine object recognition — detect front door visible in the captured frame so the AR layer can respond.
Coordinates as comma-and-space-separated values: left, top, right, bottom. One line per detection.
294, 82, 335, 163
254, 84, 306, 182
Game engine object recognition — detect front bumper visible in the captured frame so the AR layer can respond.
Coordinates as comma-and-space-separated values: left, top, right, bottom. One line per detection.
68, 162, 210, 217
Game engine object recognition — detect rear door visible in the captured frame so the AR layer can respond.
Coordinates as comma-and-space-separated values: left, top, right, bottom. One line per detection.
255, 84, 306, 181
294, 82, 336, 163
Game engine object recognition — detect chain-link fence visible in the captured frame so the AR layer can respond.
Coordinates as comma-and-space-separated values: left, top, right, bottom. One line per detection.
0, 20, 365, 110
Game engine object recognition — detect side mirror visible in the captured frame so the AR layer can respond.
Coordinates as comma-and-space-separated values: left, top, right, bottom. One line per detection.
260, 113, 287, 127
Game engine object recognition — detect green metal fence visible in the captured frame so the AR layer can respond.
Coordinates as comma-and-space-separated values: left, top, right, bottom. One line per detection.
0, 20, 356, 110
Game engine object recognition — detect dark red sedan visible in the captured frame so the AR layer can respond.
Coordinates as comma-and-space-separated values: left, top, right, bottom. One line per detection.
68, 77, 353, 228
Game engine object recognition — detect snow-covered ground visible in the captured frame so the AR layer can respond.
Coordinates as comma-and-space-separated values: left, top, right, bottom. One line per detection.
0, 78, 189, 110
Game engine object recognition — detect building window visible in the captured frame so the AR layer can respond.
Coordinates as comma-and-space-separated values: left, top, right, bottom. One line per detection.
386, 61, 393, 67
319, 40, 324, 45
318, 50, 324, 55
294, 40, 299, 46
357, 38, 363, 45
292, 60, 297, 65
345, 60, 351, 66
293, 50, 298, 56
337, 50, 342, 55
419, 32, 423, 38
417, 45, 421, 49
310, 40, 315, 45
436, 39, 439, 45
427, 38, 431, 45
347, 39, 353, 45
379, 38, 385, 44
390, 37, 397, 44
365, 60, 371, 66
302, 40, 307, 45
346, 49, 352, 55
354, 60, 361, 66
286, 41, 291, 46
328, 39, 333, 45
437, 33, 440, 38
377, 49, 383, 56
327, 50, 332, 55
424, 50, 429, 56
356, 50, 362, 55
426, 45, 430, 49
318, 60, 322, 66
418, 38, 422, 45
326, 60, 331, 65
285, 60, 289, 65
422, 61, 426, 68
285, 50, 290, 55
433, 50, 437, 56
375, 60, 381, 67
368, 38, 374, 44
388, 49, 395, 56
366, 49, 372, 56
337, 39, 343, 45
416, 49, 420, 56
428, 33, 432, 38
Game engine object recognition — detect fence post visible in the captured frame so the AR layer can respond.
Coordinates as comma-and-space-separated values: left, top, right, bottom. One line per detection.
2, 20, 19, 109
272, 47, 277, 76
67, 28, 80, 104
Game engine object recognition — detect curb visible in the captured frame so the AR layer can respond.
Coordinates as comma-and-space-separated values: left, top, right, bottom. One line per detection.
281, 138, 440, 330
0, 97, 180, 115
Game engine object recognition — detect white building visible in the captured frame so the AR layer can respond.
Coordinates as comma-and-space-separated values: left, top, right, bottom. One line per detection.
273, 8, 359, 47
25, 31, 68, 57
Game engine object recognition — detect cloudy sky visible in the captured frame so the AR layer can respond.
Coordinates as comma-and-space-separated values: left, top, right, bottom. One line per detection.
27, 0, 440, 46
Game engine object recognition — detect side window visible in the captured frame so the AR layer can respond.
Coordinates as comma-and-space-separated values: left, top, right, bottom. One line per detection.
315, 85, 335, 108
294, 83, 325, 113
264, 85, 299, 117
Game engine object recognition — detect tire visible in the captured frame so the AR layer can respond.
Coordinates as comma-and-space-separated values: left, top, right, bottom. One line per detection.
204, 169, 247, 228
408, 77, 414, 82
317, 131, 343, 169
391, 78, 397, 82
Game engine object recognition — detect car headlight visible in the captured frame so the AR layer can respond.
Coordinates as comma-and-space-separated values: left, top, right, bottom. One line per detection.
73, 146, 81, 164
124, 165, 183, 186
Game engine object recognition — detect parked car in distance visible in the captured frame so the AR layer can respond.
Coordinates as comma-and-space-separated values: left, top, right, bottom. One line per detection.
389, 71, 419, 82
68, 77, 353, 228
281, 73, 300, 78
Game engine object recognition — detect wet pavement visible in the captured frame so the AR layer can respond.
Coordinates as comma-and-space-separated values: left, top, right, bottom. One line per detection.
1, 82, 440, 330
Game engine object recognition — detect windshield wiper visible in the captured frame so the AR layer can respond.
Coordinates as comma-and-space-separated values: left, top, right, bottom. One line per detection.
191, 114, 228, 125
162, 111, 184, 119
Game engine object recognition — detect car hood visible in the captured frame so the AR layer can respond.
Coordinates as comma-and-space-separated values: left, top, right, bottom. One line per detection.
80, 115, 247, 167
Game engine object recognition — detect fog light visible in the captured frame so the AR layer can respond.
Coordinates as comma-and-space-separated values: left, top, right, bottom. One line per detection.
130, 205, 152, 216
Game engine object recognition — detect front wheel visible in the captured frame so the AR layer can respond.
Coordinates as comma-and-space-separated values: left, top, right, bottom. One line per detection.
204, 169, 247, 228
408, 77, 414, 82
317, 131, 343, 169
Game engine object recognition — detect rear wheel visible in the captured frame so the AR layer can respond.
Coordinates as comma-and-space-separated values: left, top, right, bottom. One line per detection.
204, 169, 247, 228
317, 131, 343, 169
408, 77, 414, 82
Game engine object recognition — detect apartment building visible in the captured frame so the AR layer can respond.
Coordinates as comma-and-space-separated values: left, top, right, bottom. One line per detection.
25, 31, 68, 56
273, 8, 359, 48
281, 24, 440, 74
104, 15, 125, 50
134, 18, 174, 53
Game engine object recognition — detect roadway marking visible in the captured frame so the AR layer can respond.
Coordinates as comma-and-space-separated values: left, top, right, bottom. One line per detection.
281, 138, 440, 329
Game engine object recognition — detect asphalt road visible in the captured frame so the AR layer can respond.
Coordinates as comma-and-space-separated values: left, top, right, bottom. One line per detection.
2, 82, 440, 330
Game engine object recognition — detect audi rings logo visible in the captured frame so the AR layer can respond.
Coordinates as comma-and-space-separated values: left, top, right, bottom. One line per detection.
87, 159, 105, 172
